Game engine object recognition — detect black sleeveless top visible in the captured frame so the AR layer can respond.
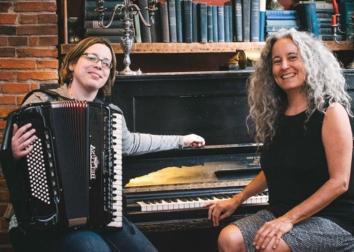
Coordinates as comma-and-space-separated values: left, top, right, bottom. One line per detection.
261, 110, 354, 235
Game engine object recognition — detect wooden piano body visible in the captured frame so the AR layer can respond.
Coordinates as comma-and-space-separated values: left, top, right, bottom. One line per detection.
111, 70, 354, 251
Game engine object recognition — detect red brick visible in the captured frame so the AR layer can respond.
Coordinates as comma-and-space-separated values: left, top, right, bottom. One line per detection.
0, 48, 15, 57
19, 14, 37, 24
17, 71, 58, 81
0, 14, 17, 25
0, 26, 16, 36
0, 72, 16, 81
0, 37, 8, 46
0, 59, 36, 69
30, 83, 39, 90
14, 2, 56, 12
0, 83, 31, 94
16, 95, 25, 105
17, 25, 57, 36
0, 120, 6, 131
0, 96, 16, 105
0, 2, 12, 13
36, 59, 58, 69
28, 36, 38, 46
38, 36, 58, 46
29, 36, 58, 46
16, 47, 57, 58
38, 14, 57, 24
8, 36, 27, 46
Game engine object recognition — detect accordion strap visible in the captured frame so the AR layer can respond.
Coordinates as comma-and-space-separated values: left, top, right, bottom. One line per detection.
21, 89, 71, 105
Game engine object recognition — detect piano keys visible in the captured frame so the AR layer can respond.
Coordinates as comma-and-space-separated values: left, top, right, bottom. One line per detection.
136, 191, 268, 212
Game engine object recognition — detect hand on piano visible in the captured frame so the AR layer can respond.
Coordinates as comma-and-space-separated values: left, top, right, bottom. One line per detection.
182, 134, 205, 148
206, 197, 240, 227
11, 123, 37, 160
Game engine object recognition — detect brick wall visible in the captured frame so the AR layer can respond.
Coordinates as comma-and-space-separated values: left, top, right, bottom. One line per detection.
0, 1, 59, 251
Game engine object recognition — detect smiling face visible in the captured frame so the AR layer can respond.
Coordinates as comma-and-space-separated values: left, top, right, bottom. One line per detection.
271, 37, 307, 94
69, 43, 112, 96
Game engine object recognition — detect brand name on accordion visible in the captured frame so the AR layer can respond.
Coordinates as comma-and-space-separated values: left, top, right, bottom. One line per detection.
90, 144, 99, 180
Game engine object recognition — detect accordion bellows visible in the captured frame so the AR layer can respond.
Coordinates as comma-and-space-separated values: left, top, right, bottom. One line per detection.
6, 101, 123, 230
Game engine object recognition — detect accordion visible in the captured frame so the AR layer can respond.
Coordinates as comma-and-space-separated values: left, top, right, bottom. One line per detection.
2, 101, 123, 230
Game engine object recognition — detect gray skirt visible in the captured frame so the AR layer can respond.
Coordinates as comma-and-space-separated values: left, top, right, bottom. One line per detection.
233, 210, 354, 252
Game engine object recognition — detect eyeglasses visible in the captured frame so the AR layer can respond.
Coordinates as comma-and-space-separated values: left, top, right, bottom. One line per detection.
82, 53, 112, 70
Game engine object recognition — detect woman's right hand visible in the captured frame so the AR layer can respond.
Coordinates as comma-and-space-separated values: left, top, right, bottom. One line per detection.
206, 197, 240, 227
11, 123, 37, 159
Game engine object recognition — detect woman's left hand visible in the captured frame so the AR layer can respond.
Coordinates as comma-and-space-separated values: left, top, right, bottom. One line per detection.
253, 216, 293, 250
182, 134, 205, 148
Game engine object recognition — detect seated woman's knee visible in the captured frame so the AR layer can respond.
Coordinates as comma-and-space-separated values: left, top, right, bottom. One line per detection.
218, 224, 245, 251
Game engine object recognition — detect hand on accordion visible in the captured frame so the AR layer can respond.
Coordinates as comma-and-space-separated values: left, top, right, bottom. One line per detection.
11, 123, 37, 160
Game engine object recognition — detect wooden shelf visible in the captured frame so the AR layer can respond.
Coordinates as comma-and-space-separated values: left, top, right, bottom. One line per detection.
60, 41, 354, 55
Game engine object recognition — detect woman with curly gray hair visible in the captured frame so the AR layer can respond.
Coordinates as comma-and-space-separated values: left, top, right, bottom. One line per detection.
207, 29, 354, 252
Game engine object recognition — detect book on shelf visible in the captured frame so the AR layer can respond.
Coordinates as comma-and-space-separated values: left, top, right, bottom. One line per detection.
339, 0, 354, 41
224, 3, 231, 42
84, 28, 125, 36
192, 1, 199, 42
150, 10, 162, 42
175, 0, 183, 42
315, 1, 334, 10
225, 2, 233, 42
199, 2, 208, 43
265, 10, 297, 18
85, 0, 121, 9
242, 0, 251, 42
228, 2, 233, 42
137, 0, 152, 42
87, 35, 123, 43
250, 0, 260, 42
84, 20, 124, 29
207, 5, 214, 42
266, 25, 299, 32
296, 2, 320, 37
160, 0, 170, 42
212, 5, 219, 42
234, 0, 243, 41
84, 9, 123, 20
316, 11, 333, 19
259, 0, 266, 41
266, 19, 298, 27
217, 5, 225, 42
168, 0, 178, 42
182, 0, 193, 42
133, 14, 142, 43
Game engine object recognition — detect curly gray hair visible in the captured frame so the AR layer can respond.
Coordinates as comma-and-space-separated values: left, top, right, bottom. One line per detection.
248, 28, 352, 143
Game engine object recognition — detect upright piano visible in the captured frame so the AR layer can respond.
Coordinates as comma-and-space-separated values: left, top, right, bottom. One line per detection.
111, 70, 354, 251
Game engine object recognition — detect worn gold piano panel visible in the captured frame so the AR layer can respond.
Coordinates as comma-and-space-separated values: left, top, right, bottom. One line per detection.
126, 161, 255, 187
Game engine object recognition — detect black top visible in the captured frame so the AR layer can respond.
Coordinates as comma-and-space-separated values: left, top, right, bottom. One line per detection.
261, 109, 354, 235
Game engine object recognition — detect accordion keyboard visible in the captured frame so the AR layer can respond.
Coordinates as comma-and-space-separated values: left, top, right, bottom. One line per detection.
108, 112, 123, 228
